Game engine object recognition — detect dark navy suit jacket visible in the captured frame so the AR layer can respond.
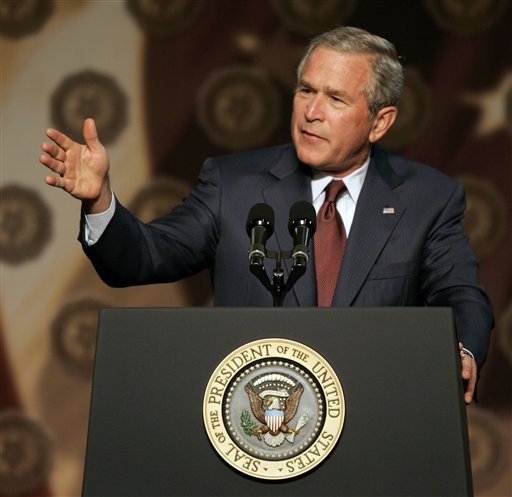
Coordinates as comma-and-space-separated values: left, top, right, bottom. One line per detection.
81, 144, 493, 368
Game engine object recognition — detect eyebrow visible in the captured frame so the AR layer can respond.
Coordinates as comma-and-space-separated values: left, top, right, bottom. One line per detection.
298, 79, 350, 100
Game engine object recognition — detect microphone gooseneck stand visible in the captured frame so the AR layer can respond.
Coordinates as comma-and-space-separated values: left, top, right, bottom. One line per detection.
247, 201, 316, 307
249, 247, 306, 307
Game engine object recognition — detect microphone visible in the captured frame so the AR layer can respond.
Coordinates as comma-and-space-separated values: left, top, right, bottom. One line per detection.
288, 201, 316, 269
246, 203, 274, 267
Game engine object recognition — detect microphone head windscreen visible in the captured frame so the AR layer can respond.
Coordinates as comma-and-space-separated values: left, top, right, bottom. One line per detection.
288, 201, 316, 234
246, 203, 275, 236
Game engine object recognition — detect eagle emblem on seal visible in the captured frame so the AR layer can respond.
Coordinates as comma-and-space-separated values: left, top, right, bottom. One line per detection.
242, 372, 309, 447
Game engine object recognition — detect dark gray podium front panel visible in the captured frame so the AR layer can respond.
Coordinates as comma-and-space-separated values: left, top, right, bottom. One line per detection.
82, 307, 472, 497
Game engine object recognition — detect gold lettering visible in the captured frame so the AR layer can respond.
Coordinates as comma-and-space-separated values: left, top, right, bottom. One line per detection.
285, 430, 337, 473
214, 375, 227, 387
225, 443, 244, 462
291, 348, 309, 361
312, 361, 336, 389
208, 386, 223, 405
311, 361, 341, 417
225, 443, 260, 473
223, 345, 273, 378
209, 410, 221, 430
308, 445, 320, 457
321, 431, 334, 441
325, 386, 338, 397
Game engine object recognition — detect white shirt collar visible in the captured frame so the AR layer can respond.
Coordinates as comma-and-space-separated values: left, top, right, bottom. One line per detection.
311, 153, 371, 204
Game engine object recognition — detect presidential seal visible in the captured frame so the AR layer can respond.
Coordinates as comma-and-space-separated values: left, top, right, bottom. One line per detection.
203, 338, 345, 480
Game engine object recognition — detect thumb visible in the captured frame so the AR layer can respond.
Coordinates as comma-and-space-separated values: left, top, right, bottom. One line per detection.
82, 118, 102, 150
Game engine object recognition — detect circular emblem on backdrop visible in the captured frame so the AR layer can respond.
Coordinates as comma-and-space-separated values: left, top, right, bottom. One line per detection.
204, 338, 345, 480
499, 302, 512, 366
270, 0, 357, 37
379, 67, 433, 151
0, 185, 52, 265
0, 0, 53, 39
126, 0, 205, 37
457, 175, 507, 259
51, 297, 107, 378
197, 67, 282, 151
129, 177, 190, 223
425, 0, 509, 35
51, 70, 127, 145
467, 406, 510, 493
0, 410, 52, 495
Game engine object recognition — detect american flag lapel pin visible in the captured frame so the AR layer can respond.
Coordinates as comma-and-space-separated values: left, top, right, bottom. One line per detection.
382, 206, 395, 214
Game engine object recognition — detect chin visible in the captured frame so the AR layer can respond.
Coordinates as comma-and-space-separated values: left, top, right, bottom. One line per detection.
299, 155, 329, 172
295, 146, 321, 168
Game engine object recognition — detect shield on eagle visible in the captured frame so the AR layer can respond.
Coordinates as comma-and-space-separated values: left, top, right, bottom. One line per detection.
244, 372, 304, 442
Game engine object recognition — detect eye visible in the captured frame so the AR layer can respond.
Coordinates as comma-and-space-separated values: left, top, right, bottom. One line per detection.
296, 84, 314, 96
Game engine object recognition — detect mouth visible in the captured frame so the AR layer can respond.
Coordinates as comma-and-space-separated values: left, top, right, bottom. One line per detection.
301, 129, 325, 141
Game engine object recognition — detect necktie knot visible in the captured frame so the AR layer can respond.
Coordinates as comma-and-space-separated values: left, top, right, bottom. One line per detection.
320, 180, 346, 222
324, 179, 346, 203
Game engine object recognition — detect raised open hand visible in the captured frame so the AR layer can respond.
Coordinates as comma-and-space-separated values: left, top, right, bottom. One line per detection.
40, 118, 112, 212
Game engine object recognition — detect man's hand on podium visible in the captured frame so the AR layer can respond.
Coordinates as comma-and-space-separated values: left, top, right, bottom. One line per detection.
459, 342, 477, 404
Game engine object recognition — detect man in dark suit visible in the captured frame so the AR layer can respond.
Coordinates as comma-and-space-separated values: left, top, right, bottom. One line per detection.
39, 27, 492, 403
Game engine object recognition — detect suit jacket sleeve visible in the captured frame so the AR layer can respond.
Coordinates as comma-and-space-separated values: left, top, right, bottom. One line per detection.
418, 180, 493, 369
79, 157, 221, 286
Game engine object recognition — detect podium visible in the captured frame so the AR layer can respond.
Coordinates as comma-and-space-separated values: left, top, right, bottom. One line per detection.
82, 307, 473, 496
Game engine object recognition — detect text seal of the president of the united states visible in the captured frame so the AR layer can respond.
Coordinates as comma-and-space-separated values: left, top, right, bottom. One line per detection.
204, 338, 345, 480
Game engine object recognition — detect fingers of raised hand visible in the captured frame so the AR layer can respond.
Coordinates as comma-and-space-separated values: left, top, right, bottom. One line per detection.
40, 142, 66, 174
44, 174, 65, 189
41, 140, 66, 161
45, 127, 74, 151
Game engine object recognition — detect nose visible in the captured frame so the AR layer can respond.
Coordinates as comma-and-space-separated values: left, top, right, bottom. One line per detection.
305, 94, 324, 122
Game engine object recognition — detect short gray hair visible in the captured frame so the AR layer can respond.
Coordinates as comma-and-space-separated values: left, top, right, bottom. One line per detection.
297, 26, 404, 118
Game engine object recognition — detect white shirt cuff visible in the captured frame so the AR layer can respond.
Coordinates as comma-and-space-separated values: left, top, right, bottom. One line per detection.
83, 191, 116, 245
461, 348, 475, 361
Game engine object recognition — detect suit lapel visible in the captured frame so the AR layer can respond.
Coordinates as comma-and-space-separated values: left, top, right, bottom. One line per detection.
262, 149, 316, 306
333, 148, 406, 306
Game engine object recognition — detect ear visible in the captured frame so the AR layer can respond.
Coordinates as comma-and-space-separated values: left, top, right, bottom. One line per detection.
369, 106, 397, 143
